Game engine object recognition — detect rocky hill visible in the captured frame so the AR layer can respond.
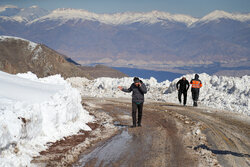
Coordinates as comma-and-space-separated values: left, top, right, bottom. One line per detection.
0, 36, 127, 78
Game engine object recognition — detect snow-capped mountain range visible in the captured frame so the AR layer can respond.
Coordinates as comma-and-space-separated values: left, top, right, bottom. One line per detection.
0, 5, 49, 22
1, 5, 250, 26
0, 5, 250, 76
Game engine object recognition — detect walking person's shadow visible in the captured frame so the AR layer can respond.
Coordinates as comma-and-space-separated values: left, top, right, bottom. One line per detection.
114, 122, 130, 128
194, 144, 250, 158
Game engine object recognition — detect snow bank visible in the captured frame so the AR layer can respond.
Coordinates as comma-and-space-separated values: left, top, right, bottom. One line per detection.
67, 77, 170, 101
0, 71, 93, 167
67, 73, 250, 115
164, 73, 250, 115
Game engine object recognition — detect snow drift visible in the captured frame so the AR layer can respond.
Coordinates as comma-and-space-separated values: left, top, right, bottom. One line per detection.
164, 73, 250, 115
67, 73, 250, 115
0, 71, 93, 167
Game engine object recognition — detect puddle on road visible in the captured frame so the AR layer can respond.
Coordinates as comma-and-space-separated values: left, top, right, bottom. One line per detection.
73, 130, 132, 167
114, 121, 130, 128
109, 108, 131, 116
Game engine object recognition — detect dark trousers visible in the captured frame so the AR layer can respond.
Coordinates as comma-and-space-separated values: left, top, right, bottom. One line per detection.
178, 91, 187, 105
132, 102, 143, 126
191, 88, 200, 106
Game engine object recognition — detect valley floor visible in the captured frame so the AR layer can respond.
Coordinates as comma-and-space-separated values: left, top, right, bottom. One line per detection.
32, 97, 250, 167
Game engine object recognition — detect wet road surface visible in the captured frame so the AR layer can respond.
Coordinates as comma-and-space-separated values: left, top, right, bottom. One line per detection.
74, 98, 250, 167
73, 99, 200, 167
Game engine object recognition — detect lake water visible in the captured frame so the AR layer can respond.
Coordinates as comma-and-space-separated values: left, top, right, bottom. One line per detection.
113, 67, 183, 82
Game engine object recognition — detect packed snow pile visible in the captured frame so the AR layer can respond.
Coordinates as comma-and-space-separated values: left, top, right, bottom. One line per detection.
67, 73, 250, 115
164, 73, 250, 115
67, 77, 171, 101
0, 71, 93, 167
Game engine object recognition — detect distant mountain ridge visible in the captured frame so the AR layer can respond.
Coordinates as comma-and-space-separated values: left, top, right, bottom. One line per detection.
0, 5, 49, 22
0, 5, 249, 76
1, 5, 250, 25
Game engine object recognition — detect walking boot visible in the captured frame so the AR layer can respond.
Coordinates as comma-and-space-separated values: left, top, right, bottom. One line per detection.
130, 125, 136, 128
193, 101, 198, 107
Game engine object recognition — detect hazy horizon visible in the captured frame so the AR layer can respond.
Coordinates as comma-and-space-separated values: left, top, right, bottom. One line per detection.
0, 0, 249, 17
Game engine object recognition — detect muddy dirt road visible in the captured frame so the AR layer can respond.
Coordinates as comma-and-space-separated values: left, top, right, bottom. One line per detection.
33, 98, 250, 167
160, 103, 250, 167
73, 98, 250, 167
74, 99, 198, 167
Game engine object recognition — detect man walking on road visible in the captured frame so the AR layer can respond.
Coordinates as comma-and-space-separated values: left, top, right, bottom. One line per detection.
118, 77, 147, 128
176, 77, 190, 106
190, 74, 202, 107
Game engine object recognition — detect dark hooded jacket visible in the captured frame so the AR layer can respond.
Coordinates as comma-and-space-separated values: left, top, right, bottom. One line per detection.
176, 78, 190, 92
122, 80, 147, 103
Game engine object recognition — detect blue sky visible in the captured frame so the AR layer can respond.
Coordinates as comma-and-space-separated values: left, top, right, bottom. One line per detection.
0, 0, 249, 17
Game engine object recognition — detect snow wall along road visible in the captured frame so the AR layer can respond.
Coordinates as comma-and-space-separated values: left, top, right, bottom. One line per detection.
0, 71, 93, 167
67, 73, 250, 116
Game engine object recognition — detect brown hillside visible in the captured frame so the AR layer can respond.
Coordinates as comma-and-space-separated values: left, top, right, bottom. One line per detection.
0, 37, 127, 79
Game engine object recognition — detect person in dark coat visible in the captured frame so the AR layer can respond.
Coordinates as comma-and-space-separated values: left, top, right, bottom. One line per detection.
190, 74, 203, 107
118, 77, 147, 127
176, 77, 190, 106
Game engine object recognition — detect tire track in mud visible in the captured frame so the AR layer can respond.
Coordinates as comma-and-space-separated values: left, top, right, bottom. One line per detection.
159, 104, 250, 167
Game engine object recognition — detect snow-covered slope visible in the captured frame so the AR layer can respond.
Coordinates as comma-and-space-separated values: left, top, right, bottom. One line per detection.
2, 5, 249, 26
0, 71, 93, 166
30, 8, 198, 26
28, 8, 250, 26
16, 6, 49, 22
0, 5, 48, 22
0, 35, 38, 51
67, 73, 250, 115
199, 10, 250, 23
